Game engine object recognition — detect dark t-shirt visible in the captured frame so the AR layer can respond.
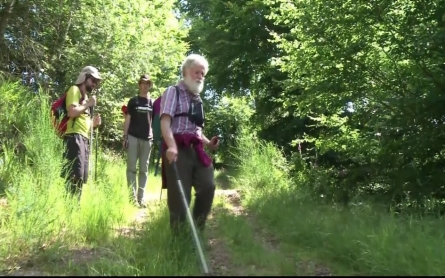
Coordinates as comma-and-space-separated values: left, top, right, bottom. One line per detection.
127, 96, 153, 140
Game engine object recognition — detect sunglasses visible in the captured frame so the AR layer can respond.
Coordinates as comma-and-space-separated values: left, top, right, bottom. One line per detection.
90, 78, 100, 85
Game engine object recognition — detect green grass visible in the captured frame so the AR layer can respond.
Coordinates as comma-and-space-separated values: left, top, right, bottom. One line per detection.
0, 83, 240, 276
209, 199, 295, 276
244, 187, 445, 275
42, 206, 201, 276
0, 84, 201, 275
2, 82, 445, 276
0, 94, 134, 272
230, 128, 445, 276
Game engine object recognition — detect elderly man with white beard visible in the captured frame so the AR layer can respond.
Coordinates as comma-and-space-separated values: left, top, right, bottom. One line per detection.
159, 54, 219, 236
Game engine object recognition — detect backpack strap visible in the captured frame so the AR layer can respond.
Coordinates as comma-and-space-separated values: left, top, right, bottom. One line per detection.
175, 85, 180, 103
168, 85, 183, 129
149, 97, 154, 121
64, 85, 83, 128
173, 85, 188, 118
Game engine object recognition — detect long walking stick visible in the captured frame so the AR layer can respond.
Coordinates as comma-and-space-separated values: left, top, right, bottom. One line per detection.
171, 162, 211, 276
89, 106, 95, 185
95, 127, 98, 181
156, 140, 164, 201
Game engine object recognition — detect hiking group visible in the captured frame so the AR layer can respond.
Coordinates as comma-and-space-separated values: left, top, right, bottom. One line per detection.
52, 54, 219, 235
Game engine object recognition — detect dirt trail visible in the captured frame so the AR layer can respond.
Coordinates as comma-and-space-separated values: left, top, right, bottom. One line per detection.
1, 189, 331, 276
206, 189, 332, 276
1, 202, 152, 276
114, 207, 150, 238
206, 190, 243, 276
206, 189, 283, 276
1, 246, 108, 276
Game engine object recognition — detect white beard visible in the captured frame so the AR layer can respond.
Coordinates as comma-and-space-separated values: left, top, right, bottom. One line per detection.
184, 77, 204, 95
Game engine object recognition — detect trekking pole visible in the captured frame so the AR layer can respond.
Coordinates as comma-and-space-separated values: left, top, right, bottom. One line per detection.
157, 140, 164, 201
171, 162, 210, 276
89, 105, 95, 185
95, 127, 98, 181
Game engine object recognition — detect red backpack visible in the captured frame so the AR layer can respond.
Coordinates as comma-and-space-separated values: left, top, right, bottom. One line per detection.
121, 104, 128, 116
50, 85, 83, 137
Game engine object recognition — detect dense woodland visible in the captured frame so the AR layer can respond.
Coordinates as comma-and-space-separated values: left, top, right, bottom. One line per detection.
1, 0, 445, 212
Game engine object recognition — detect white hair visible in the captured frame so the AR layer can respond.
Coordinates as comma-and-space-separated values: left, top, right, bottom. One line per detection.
181, 54, 209, 76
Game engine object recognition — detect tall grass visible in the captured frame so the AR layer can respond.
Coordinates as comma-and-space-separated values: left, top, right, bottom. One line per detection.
233, 129, 445, 276
0, 82, 205, 276
231, 128, 291, 194
6, 80, 445, 275
0, 83, 134, 269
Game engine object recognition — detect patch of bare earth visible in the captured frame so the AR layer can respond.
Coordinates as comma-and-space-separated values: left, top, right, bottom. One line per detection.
0, 269, 50, 276
114, 208, 149, 238
0, 198, 7, 207
206, 226, 234, 276
206, 190, 243, 276
2, 196, 156, 277
218, 189, 284, 275
1, 245, 115, 277
210, 189, 332, 276
113, 192, 162, 238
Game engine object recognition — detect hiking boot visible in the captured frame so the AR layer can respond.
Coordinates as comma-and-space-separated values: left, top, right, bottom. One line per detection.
130, 199, 139, 208
137, 200, 147, 208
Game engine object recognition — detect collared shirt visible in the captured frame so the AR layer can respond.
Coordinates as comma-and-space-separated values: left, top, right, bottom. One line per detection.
160, 80, 203, 137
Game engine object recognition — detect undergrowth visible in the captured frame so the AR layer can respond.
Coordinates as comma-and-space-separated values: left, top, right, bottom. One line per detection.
232, 127, 445, 276
3, 81, 445, 276
0, 83, 134, 271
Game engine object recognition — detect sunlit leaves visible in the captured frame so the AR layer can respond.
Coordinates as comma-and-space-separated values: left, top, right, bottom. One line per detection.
265, 0, 445, 198
1, 0, 189, 147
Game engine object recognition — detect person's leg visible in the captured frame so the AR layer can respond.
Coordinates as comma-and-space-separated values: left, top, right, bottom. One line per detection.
61, 134, 87, 199
137, 139, 153, 204
74, 135, 88, 202
61, 136, 72, 183
191, 151, 216, 232
82, 135, 90, 185
163, 147, 194, 235
126, 135, 139, 202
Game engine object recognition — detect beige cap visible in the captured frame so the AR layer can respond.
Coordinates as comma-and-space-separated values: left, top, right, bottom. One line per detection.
75, 66, 102, 85
139, 74, 152, 83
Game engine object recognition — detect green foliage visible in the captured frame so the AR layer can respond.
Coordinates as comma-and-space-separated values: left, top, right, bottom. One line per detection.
264, 0, 445, 204
204, 95, 255, 163
231, 127, 291, 192
179, 0, 308, 160
179, 0, 278, 93
0, 81, 203, 276
182, 0, 445, 209
247, 183, 445, 275
230, 125, 445, 276
0, 80, 41, 193
1, 0, 189, 148
0, 82, 134, 261
0, 79, 36, 143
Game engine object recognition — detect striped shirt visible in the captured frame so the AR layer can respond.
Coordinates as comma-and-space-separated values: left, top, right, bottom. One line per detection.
160, 80, 203, 137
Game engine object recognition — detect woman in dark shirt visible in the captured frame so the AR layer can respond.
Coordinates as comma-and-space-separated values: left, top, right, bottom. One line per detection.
122, 74, 154, 208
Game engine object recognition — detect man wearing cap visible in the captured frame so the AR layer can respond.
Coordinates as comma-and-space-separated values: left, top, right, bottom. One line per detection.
123, 74, 154, 208
62, 66, 102, 198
